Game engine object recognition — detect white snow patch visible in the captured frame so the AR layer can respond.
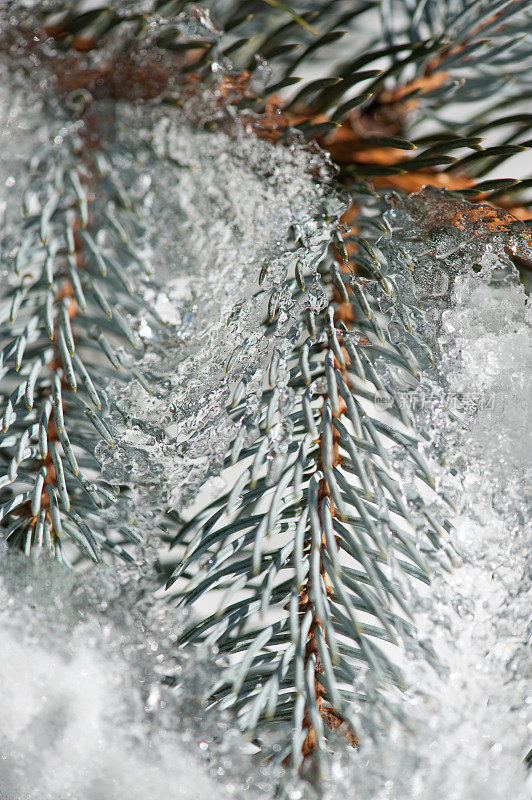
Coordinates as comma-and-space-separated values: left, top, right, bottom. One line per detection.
0, 554, 229, 800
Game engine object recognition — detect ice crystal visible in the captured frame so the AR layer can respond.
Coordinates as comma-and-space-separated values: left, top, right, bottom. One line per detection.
97, 107, 343, 512
379, 186, 531, 368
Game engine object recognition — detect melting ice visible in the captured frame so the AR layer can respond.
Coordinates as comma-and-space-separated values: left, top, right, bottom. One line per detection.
96, 106, 343, 512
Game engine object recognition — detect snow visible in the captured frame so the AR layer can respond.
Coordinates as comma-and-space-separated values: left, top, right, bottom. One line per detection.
405, 259, 531, 800
0, 548, 235, 800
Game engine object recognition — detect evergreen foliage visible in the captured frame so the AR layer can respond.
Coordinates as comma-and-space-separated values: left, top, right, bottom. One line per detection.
0, 0, 530, 781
